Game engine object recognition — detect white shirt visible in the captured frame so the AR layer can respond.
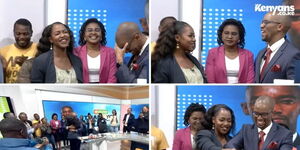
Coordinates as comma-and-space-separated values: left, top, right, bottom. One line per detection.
257, 122, 273, 141
260, 38, 285, 72
191, 134, 196, 150
225, 56, 239, 84
87, 54, 101, 82
138, 37, 150, 56
125, 114, 130, 126
293, 132, 297, 143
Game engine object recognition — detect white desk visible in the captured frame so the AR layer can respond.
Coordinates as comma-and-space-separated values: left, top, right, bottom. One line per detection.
79, 133, 149, 150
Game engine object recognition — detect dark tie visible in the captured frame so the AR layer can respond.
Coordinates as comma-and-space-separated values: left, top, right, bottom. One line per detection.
258, 131, 265, 150
260, 48, 272, 81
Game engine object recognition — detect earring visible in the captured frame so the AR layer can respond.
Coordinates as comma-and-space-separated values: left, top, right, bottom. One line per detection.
50, 43, 53, 50
176, 43, 179, 49
212, 124, 215, 130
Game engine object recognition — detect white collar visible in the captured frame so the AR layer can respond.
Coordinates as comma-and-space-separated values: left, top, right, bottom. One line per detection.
138, 37, 149, 56
268, 38, 285, 52
258, 122, 273, 136
293, 132, 297, 142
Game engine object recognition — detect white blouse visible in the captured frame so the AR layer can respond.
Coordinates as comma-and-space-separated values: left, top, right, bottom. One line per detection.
225, 56, 239, 84
87, 54, 101, 83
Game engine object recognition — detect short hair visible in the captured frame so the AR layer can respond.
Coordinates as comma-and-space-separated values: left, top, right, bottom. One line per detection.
14, 18, 33, 33
217, 18, 246, 48
18, 112, 26, 120
61, 106, 73, 112
246, 86, 300, 103
51, 113, 58, 119
0, 118, 26, 135
78, 18, 107, 46
3, 112, 14, 119
183, 103, 206, 126
202, 104, 236, 135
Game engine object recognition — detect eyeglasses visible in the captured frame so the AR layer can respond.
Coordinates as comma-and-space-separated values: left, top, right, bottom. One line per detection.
85, 28, 101, 33
261, 20, 281, 25
252, 111, 272, 118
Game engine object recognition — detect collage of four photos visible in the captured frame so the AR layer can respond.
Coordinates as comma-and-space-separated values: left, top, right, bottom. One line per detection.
0, 0, 300, 150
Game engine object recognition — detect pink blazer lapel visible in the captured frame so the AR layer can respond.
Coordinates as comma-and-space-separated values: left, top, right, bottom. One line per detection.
219, 46, 227, 80
99, 45, 107, 76
238, 48, 245, 82
184, 127, 193, 149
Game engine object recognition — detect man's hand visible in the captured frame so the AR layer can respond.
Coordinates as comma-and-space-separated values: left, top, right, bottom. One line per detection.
15, 55, 28, 66
115, 43, 128, 65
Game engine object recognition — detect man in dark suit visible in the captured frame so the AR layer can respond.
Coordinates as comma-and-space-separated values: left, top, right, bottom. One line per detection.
115, 22, 149, 83
227, 96, 293, 150
122, 108, 135, 133
242, 86, 300, 147
255, 12, 300, 83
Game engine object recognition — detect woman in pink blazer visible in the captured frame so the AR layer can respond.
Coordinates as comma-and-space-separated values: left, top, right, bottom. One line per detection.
74, 18, 117, 83
173, 103, 206, 150
205, 19, 254, 83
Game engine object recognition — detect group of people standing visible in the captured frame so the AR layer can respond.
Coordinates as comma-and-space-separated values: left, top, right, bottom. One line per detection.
0, 17, 149, 83
152, 12, 300, 83
173, 96, 295, 150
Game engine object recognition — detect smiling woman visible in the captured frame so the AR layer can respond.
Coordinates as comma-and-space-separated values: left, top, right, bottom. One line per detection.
205, 18, 255, 84
31, 22, 83, 83
74, 18, 117, 83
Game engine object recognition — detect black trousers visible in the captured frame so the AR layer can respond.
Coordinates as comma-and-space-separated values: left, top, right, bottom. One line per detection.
70, 139, 81, 150
123, 125, 131, 133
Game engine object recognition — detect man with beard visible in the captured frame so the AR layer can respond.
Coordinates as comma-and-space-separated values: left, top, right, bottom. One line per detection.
255, 12, 300, 83
227, 96, 293, 150
0, 18, 37, 83
242, 86, 300, 147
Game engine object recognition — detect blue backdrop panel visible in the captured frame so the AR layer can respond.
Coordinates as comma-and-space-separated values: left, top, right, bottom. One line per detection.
131, 104, 149, 119
201, 0, 281, 66
176, 86, 300, 134
42, 100, 120, 125
42, 101, 148, 123
68, 0, 146, 61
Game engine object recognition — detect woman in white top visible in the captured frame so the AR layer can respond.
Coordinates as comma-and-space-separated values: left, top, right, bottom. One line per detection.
110, 109, 119, 132
205, 19, 254, 83
74, 18, 117, 83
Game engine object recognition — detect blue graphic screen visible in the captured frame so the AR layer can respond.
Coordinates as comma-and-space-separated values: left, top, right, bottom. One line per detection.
201, 0, 281, 65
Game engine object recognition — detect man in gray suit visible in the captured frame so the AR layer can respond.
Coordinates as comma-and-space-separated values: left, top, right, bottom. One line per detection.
255, 12, 300, 83
226, 96, 293, 150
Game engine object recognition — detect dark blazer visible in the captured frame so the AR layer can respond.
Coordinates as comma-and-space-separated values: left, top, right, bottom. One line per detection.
196, 130, 231, 150
123, 113, 135, 128
31, 50, 83, 83
116, 45, 149, 83
152, 53, 207, 83
255, 40, 300, 83
225, 123, 293, 150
